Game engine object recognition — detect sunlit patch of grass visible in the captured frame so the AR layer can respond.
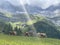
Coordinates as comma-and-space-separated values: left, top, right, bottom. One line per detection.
9, 22, 22, 28
5, 13, 12, 18
26, 20, 36, 25
0, 11, 12, 20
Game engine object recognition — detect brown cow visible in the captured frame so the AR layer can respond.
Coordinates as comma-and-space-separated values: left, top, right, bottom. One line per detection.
25, 32, 29, 37
37, 33, 47, 38
9, 31, 17, 35
40, 33, 47, 38
24, 31, 34, 37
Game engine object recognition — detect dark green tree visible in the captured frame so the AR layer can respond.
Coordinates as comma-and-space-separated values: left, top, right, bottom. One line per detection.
14, 26, 22, 36
17, 28, 22, 35
14, 26, 18, 31
4, 23, 13, 34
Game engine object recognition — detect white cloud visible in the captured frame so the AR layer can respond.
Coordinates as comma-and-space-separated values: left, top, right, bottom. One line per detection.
7, 0, 60, 8
29, 0, 60, 9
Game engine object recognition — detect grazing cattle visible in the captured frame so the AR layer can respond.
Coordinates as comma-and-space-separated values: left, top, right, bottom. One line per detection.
25, 32, 29, 37
24, 31, 47, 38
9, 31, 17, 35
37, 33, 47, 38
40, 33, 47, 38
24, 30, 36, 37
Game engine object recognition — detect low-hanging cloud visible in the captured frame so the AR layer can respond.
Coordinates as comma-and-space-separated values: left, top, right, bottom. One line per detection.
4, 0, 60, 9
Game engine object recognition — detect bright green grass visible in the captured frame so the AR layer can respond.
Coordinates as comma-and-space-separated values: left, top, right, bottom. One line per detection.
0, 34, 60, 45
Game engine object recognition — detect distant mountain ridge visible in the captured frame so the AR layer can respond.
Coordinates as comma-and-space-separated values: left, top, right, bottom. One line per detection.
0, 1, 60, 26
0, 1, 60, 13
0, 1, 24, 13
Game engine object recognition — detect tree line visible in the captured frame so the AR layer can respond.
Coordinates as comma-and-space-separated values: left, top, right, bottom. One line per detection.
2, 23, 22, 36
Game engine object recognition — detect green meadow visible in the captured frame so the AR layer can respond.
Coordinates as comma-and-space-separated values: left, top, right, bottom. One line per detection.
0, 34, 60, 45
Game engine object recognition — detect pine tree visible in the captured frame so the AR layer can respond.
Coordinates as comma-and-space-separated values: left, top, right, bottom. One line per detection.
4, 23, 13, 34
14, 26, 22, 36
18, 28, 22, 35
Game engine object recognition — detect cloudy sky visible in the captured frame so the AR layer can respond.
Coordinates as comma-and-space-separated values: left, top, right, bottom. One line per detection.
3, 0, 60, 9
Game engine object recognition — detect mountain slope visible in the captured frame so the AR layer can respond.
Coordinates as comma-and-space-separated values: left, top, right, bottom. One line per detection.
33, 19, 60, 39
45, 4, 60, 11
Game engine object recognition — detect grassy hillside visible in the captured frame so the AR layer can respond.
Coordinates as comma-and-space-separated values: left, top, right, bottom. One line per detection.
0, 34, 60, 45
0, 12, 60, 39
